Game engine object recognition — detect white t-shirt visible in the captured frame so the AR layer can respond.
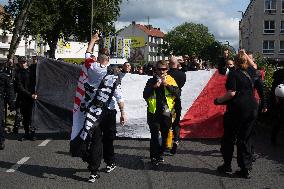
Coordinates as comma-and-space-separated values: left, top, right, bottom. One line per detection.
85, 53, 124, 110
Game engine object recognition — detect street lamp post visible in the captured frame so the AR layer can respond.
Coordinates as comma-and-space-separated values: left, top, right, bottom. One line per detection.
90, 0, 94, 39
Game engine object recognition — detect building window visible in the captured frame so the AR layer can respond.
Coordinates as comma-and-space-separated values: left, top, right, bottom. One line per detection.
263, 40, 274, 54
280, 41, 284, 53
148, 55, 151, 61
264, 20, 275, 34
265, 0, 276, 13
282, 0, 284, 13
148, 36, 152, 43
281, 21, 284, 33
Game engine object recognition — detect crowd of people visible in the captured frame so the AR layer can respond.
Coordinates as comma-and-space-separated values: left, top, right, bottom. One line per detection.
0, 56, 38, 150
0, 32, 283, 183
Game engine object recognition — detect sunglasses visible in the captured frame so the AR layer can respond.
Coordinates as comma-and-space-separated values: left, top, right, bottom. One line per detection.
157, 68, 168, 71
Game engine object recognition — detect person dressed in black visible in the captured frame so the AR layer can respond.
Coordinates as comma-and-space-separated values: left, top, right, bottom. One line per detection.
270, 68, 284, 145
0, 63, 15, 150
15, 56, 37, 141
143, 60, 180, 165
168, 56, 186, 155
218, 49, 229, 75
214, 50, 266, 179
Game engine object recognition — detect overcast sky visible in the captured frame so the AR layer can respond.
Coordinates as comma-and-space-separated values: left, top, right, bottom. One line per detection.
0, 0, 250, 49
116, 0, 250, 49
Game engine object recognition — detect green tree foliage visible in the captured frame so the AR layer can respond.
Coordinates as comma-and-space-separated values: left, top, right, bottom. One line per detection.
2, 0, 122, 58
162, 22, 215, 58
1, 0, 34, 59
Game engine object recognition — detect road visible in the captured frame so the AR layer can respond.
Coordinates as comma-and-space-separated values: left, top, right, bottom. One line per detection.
0, 128, 283, 189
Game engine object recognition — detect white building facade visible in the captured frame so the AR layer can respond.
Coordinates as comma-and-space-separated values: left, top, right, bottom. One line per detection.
240, 0, 284, 62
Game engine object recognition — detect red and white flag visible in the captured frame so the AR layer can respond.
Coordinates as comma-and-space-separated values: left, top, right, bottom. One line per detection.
116, 70, 227, 139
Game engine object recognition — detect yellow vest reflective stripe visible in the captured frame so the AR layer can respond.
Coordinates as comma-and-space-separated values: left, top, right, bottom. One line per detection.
147, 89, 175, 114
147, 94, 157, 113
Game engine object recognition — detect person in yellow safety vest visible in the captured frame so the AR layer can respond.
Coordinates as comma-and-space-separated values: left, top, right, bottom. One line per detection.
143, 60, 180, 166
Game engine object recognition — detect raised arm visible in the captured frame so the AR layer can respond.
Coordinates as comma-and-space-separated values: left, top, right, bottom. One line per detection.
86, 32, 100, 54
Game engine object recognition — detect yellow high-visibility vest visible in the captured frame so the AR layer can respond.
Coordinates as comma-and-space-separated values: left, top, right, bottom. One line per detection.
147, 75, 177, 114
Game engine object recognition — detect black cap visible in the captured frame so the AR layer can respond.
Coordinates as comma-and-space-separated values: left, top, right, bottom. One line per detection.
18, 56, 27, 63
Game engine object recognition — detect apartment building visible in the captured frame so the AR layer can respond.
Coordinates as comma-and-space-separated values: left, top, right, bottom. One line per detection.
117, 21, 166, 63
240, 0, 284, 62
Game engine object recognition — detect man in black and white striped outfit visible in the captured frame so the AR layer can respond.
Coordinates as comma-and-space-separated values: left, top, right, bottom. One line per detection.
83, 33, 126, 183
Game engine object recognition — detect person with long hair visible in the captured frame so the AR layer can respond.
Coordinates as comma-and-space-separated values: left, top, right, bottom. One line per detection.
214, 49, 266, 179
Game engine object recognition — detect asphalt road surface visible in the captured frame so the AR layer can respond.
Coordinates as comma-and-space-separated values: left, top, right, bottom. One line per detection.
0, 128, 283, 189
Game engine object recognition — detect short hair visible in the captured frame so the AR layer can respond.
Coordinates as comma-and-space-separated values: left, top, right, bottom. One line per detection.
98, 48, 110, 61
123, 62, 131, 66
246, 51, 253, 55
99, 48, 110, 56
155, 60, 168, 69
169, 56, 178, 68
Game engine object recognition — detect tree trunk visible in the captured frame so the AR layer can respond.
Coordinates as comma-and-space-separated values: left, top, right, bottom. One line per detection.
8, 0, 34, 60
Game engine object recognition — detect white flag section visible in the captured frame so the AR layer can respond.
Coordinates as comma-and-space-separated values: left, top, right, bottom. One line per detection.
116, 70, 216, 138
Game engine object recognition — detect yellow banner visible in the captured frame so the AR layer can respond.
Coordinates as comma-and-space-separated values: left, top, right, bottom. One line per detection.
117, 37, 123, 57
124, 39, 131, 58
127, 37, 145, 48
104, 37, 112, 49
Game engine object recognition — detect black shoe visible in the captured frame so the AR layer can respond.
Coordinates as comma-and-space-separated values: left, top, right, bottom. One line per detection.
235, 169, 251, 179
252, 154, 258, 162
170, 142, 178, 155
19, 134, 31, 141
157, 156, 164, 163
151, 158, 159, 166
88, 173, 100, 183
30, 136, 37, 141
0, 143, 5, 150
105, 163, 116, 173
12, 127, 18, 134
217, 164, 232, 173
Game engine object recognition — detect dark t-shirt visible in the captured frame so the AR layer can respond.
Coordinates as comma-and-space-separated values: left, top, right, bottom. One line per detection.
225, 67, 258, 113
218, 57, 227, 75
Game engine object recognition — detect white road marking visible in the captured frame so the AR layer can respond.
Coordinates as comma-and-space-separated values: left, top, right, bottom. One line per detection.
6, 157, 30, 173
38, 139, 51, 147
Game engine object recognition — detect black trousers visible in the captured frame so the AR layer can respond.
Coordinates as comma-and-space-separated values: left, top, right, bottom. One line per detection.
0, 117, 4, 144
271, 105, 284, 143
0, 102, 5, 143
220, 109, 258, 170
87, 109, 117, 172
20, 102, 34, 134
148, 113, 172, 159
172, 99, 182, 142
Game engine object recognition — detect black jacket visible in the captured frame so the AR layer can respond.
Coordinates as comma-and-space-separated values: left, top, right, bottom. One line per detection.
0, 71, 15, 114
15, 66, 36, 106
218, 57, 227, 75
143, 76, 180, 115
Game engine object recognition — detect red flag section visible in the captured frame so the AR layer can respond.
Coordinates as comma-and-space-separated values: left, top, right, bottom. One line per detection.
180, 71, 227, 139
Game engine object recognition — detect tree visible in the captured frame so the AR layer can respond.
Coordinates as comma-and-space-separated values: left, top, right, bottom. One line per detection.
2, 0, 122, 59
1, 0, 34, 59
162, 22, 215, 58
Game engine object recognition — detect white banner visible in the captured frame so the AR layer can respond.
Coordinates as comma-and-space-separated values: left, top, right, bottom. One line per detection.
116, 70, 215, 138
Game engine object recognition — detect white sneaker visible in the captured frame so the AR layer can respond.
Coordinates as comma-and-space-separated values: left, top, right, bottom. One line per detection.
106, 164, 116, 173
88, 174, 100, 183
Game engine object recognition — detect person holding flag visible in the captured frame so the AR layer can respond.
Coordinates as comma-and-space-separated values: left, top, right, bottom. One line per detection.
70, 32, 126, 183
